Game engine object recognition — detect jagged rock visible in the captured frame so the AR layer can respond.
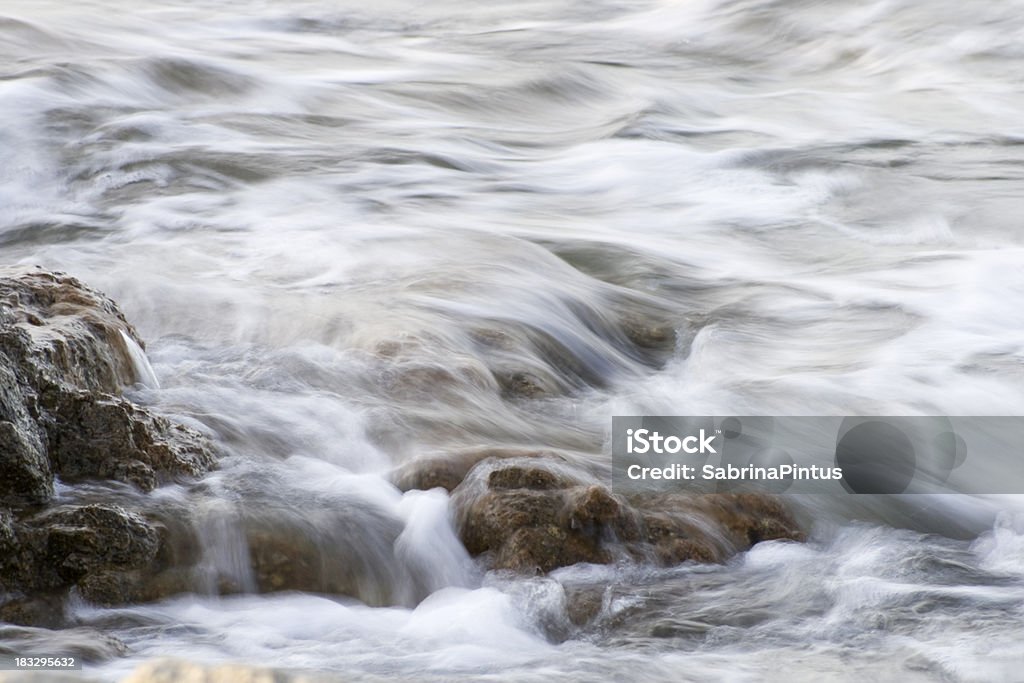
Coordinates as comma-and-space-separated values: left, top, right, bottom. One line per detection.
0, 505, 162, 612
0, 360, 52, 505
39, 505, 159, 585
452, 460, 804, 573
45, 392, 213, 492
0, 268, 218, 623
0, 267, 215, 499
0, 506, 203, 620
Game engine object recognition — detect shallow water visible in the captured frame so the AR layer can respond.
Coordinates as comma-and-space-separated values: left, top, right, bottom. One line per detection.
3, 0, 1024, 680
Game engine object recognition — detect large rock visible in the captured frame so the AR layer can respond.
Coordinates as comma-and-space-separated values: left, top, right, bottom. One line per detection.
0, 268, 217, 624
450, 458, 804, 574
0, 267, 215, 500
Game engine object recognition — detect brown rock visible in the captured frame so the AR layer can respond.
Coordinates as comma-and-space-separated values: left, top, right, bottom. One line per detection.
454, 461, 804, 574
390, 446, 564, 493
0, 268, 220, 620
0, 267, 215, 498
564, 585, 605, 627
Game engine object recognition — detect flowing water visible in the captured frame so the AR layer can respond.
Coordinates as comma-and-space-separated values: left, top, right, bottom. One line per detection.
3, 0, 1024, 680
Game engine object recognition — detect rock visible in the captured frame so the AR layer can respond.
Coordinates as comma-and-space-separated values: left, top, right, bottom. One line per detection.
0, 267, 215, 498
0, 268, 218, 622
0, 593, 67, 630
240, 503, 411, 606
391, 454, 477, 494
629, 493, 803, 565
39, 505, 159, 583
120, 659, 344, 683
0, 268, 140, 394
0, 502, 209, 620
45, 393, 213, 492
563, 585, 605, 627
488, 465, 566, 491
453, 460, 804, 574
0, 359, 52, 505
0, 504, 165, 616
456, 464, 615, 573
390, 446, 564, 493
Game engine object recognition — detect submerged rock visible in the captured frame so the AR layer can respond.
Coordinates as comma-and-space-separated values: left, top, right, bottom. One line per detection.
390, 446, 564, 493
451, 459, 804, 574
241, 504, 406, 604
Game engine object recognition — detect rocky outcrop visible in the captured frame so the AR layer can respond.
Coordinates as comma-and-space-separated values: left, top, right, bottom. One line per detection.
0, 267, 216, 624
0, 267, 215, 501
449, 458, 804, 574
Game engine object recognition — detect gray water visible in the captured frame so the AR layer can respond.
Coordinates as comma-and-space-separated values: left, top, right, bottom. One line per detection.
3, 0, 1024, 680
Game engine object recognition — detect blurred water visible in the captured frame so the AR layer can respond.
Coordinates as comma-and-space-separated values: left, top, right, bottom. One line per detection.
2, 0, 1024, 679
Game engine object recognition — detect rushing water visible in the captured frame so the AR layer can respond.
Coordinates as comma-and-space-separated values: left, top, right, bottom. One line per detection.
3, 0, 1024, 680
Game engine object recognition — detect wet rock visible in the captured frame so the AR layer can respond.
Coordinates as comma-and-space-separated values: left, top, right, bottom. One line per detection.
0, 268, 218, 621
40, 505, 159, 583
454, 460, 804, 574
88, 566, 200, 606
564, 585, 605, 627
489, 464, 567, 491
465, 298, 681, 400
617, 308, 678, 359
391, 454, 477, 493
0, 510, 38, 596
0, 357, 52, 505
390, 446, 563, 493
0, 267, 215, 498
455, 462, 616, 573
0, 594, 67, 630
491, 368, 561, 400
240, 503, 411, 606
0, 269, 140, 394
46, 393, 213, 492
0, 503, 184, 623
